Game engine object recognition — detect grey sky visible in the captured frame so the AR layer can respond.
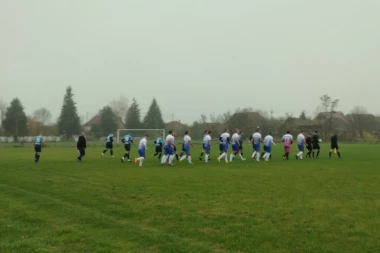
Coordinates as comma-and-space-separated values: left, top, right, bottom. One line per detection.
1, 0, 379, 124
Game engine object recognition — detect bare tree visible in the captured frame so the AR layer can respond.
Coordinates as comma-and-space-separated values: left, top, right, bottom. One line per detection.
0, 99, 7, 135
347, 106, 375, 138
316, 95, 339, 138
199, 114, 208, 124
33, 108, 52, 126
109, 95, 129, 124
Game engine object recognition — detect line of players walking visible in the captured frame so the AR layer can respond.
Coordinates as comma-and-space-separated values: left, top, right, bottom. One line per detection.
32, 129, 342, 165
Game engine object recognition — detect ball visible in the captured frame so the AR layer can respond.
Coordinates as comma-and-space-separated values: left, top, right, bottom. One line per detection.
318, 139, 322, 143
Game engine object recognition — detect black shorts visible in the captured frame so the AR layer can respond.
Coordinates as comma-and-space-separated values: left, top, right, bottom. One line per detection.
331, 144, 339, 150
155, 146, 162, 153
306, 145, 313, 151
313, 143, 320, 150
78, 147, 86, 155
34, 145, 42, 153
239, 144, 243, 150
106, 143, 113, 149
124, 144, 131, 152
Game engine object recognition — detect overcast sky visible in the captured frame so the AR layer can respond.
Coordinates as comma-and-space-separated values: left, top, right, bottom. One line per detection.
1, 0, 379, 124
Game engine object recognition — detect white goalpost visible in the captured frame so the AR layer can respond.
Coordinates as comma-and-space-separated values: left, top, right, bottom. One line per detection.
116, 129, 165, 144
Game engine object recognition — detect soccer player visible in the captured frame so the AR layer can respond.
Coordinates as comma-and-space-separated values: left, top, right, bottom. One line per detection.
101, 133, 115, 158
263, 132, 275, 161
204, 131, 212, 163
161, 131, 175, 166
134, 134, 149, 167
229, 129, 245, 162
33, 134, 44, 163
76, 132, 86, 162
312, 130, 321, 158
296, 130, 306, 160
238, 131, 244, 157
199, 130, 208, 160
251, 128, 263, 162
282, 131, 293, 160
173, 132, 180, 161
153, 134, 164, 160
329, 133, 342, 159
217, 129, 230, 163
180, 131, 195, 164
121, 133, 134, 163
305, 133, 313, 158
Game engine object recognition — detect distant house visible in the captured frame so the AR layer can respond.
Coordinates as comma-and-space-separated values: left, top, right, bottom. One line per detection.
84, 115, 101, 132
314, 111, 350, 132
165, 121, 188, 131
279, 118, 322, 135
227, 111, 267, 136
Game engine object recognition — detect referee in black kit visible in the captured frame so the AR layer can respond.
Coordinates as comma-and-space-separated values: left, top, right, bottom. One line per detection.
77, 132, 87, 162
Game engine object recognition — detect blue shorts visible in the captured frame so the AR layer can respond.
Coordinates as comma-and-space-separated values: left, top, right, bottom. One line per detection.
253, 143, 260, 151
264, 145, 271, 153
219, 143, 224, 152
155, 146, 162, 153
138, 148, 145, 158
106, 142, 113, 149
124, 144, 131, 152
164, 145, 174, 156
34, 145, 41, 153
202, 143, 206, 150
298, 144, 304, 152
232, 143, 240, 152
222, 143, 228, 153
183, 145, 190, 155
204, 145, 211, 154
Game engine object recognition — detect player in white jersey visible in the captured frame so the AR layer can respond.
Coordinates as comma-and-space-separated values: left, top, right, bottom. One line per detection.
161, 131, 176, 166
217, 129, 230, 163
229, 129, 246, 162
203, 131, 212, 163
263, 132, 275, 161
134, 134, 149, 167
282, 131, 293, 160
179, 131, 195, 164
199, 130, 208, 160
296, 130, 306, 160
250, 128, 263, 161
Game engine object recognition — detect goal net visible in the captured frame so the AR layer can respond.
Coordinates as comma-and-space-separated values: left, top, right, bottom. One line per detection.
116, 129, 165, 144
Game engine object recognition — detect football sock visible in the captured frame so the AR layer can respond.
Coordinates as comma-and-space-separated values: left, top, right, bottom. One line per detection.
168, 155, 175, 164
179, 152, 184, 157
329, 152, 332, 158
188, 156, 192, 163
110, 150, 114, 156
252, 151, 257, 158
337, 152, 342, 158
153, 153, 158, 156
312, 151, 315, 158
102, 149, 107, 154
316, 151, 320, 158
239, 154, 244, 160
180, 156, 187, 162
229, 154, 234, 162
205, 154, 209, 163
161, 155, 168, 164
175, 154, 179, 161
158, 153, 162, 159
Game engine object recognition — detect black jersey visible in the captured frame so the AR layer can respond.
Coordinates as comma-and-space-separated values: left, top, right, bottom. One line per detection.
312, 133, 319, 145
306, 137, 312, 146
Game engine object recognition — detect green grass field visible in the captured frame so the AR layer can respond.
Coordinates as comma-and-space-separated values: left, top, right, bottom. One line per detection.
1, 143, 380, 253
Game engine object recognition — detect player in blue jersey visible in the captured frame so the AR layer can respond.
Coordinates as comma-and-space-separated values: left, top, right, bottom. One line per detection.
229, 129, 245, 162
153, 134, 164, 160
121, 134, 134, 163
251, 128, 263, 162
33, 134, 44, 163
204, 131, 212, 163
217, 129, 230, 163
199, 130, 208, 160
101, 133, 115, 158
296, 130, 306, 160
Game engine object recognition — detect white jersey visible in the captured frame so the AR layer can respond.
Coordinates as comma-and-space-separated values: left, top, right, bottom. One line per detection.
297, 134, 305, 144
204, 134, 211, 146
282, 134, 293, 145
231, 133, 240, 145
139, 138, 147, 149
202, 134, 208, 144
252, 132, 262, 144
165, 134, 175, 145
264, 135, 274, 146
183, 135, 191, 146
220, 132, 230, 144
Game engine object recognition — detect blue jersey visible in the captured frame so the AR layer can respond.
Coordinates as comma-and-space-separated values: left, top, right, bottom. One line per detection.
122, 135, 133, 144
106, 134, 114, 143
34, 136, 43, 145
155, 138, 163, 146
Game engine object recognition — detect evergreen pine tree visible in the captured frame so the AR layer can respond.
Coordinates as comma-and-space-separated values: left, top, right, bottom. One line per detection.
2, 98, 28, 141
143, 98, 165, 129
125, 98, 142, 129
57, 86, 81, 139
100, 106, 117, 135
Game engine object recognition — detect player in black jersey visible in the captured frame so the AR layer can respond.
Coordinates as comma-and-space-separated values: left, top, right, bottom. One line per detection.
305, 134, 313, 158
329, 133, 342, 159
312, 131, 321, 158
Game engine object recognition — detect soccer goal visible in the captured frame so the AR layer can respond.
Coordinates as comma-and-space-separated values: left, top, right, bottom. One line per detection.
116, 129, 165, 144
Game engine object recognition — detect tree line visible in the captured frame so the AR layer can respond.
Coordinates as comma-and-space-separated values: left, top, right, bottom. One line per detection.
1, 87, 379, 141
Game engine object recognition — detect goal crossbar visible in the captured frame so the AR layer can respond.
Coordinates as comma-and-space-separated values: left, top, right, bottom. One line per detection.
116, 129, 165, 144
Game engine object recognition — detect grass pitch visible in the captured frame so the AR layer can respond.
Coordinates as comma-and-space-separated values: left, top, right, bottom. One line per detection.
1, 143, 380, 253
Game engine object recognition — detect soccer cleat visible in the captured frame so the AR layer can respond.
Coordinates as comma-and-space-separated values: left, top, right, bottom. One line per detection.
121, 158, 124, 163
101, 153, 104, 158
76, 158, 80, 162
134, 158, 138, 164
128, 160, 131, 163
217, 157, 221, 163
139, 165, 143, 168
242, 158, 246, 161
199, 157, 202, 161
225, 161, 229, 164
296, 155, 298, 160
111, 156, 115, 159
